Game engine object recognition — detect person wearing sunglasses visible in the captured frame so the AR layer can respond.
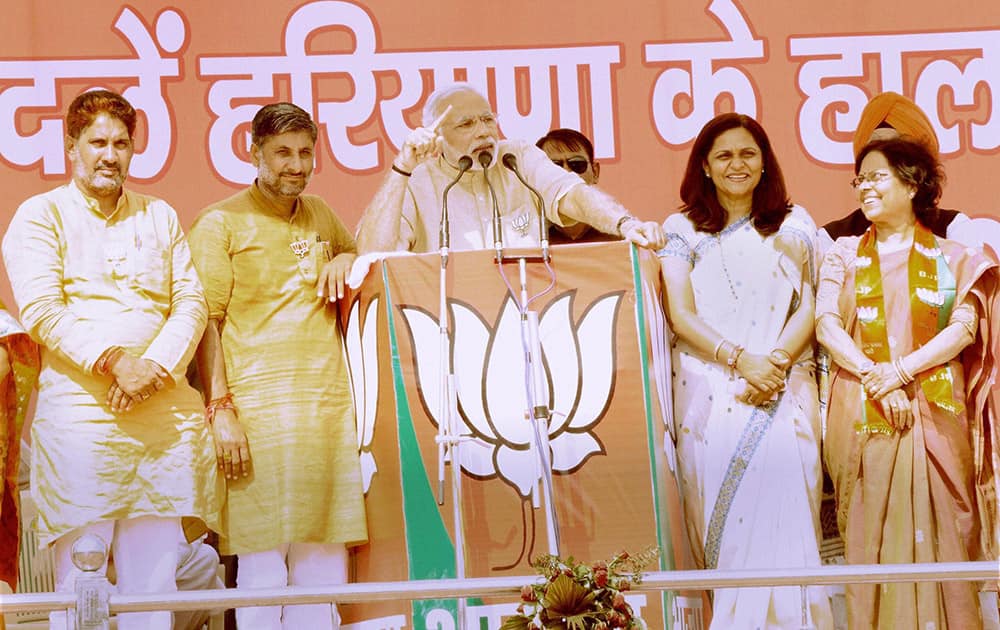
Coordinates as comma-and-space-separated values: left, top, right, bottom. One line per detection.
536, 128, 601, 185
536, 129, 620, 244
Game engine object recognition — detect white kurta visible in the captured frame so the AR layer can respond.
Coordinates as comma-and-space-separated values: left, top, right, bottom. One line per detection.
2, 181, 221, 546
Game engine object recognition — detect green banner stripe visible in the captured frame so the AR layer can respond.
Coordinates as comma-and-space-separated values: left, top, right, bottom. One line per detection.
629, 246, 676, 629
382, 264, 458, 627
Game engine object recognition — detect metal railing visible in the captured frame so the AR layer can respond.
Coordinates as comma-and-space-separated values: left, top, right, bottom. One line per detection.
1, 561, 996, 618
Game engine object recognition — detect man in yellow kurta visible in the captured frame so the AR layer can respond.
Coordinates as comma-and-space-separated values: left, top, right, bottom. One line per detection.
1, 90, 221, 630
188, 102, 367, 630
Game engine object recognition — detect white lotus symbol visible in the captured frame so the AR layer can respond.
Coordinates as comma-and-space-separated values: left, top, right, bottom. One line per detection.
345, 297, 380, 494
856, 305, 878, 323
916, 287, 944, 307
400, 291, 622, 497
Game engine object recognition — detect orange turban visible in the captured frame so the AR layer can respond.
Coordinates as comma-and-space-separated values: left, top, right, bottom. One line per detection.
853, 92, 940, 158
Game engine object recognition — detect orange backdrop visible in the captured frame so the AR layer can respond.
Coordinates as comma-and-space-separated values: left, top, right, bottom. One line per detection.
0, 0, 998, 298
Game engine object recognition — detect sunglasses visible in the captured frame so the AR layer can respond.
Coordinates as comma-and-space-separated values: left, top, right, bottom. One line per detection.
551, 157, 590, 175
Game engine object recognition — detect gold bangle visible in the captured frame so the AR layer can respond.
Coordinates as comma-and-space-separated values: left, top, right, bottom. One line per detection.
713, 339, 727, 361
727, 345, 744, 369
770, 348, 792, 366
893, 357, 914, 384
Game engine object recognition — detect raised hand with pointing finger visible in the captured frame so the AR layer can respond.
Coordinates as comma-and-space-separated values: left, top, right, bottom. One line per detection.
394, 104, 451, 174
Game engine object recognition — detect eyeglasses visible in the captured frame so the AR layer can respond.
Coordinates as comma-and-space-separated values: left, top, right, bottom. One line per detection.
551, 157, 590, 174
850, 171, 893, 188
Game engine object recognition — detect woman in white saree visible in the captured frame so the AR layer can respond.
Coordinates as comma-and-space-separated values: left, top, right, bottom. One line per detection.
658, 113, 832, 629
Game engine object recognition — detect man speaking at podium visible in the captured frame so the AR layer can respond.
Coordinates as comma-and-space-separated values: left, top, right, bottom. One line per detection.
356, 83, 664, 254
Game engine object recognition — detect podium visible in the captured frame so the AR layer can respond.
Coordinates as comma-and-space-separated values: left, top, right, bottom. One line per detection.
340, 241, 698, 630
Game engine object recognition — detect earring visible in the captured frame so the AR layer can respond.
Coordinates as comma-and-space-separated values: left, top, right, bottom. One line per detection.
704, 172, 710, 178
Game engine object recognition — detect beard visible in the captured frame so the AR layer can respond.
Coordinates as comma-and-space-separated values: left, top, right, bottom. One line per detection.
76, 163, 126, 198
258, 162, 309, 198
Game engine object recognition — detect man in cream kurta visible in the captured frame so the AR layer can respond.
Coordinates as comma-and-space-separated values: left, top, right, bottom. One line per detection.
356, 83, 666, 254
397, 137, 582, 252
188, 102, 367, 630
1, 90, 220, 630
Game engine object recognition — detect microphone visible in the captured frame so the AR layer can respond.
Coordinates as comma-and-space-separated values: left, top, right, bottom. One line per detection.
479, 151, 503, 262
502, 153, 549, 260
440, 155, 473, 262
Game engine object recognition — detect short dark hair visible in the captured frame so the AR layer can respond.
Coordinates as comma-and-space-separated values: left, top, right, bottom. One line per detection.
855, 136, 945, 226
65, 90, 136, 140
251, 103, 318, 146
679, 113, 790, 236
536, 128, 595, 162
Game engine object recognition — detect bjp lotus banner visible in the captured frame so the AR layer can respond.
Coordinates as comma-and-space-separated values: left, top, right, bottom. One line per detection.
2, 0, 999, 624
340, 242, 700, 629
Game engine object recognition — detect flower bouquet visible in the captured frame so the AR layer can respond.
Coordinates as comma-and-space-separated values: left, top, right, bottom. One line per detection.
501, 547, 659, 630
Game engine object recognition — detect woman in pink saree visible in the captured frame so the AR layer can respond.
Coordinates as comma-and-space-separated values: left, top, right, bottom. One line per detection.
816, 136, 999, 629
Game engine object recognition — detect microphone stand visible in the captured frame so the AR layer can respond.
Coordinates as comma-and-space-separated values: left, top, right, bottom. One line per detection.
491, 152, 561, 556
436, 155, 473, 630
518, 258, 560, 556
436, 155, 472, 502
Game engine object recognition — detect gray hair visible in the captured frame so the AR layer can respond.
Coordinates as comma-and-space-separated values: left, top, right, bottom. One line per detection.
421, 83, 490, 127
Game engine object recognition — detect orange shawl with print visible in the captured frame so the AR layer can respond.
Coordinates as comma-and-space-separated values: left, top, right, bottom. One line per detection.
827, 237, 1000, 561
0, 308, 39, 589
962, 253, 1000, 560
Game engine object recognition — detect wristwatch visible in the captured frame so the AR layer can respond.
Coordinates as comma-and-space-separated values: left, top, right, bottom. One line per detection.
615, 214, 637, 237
